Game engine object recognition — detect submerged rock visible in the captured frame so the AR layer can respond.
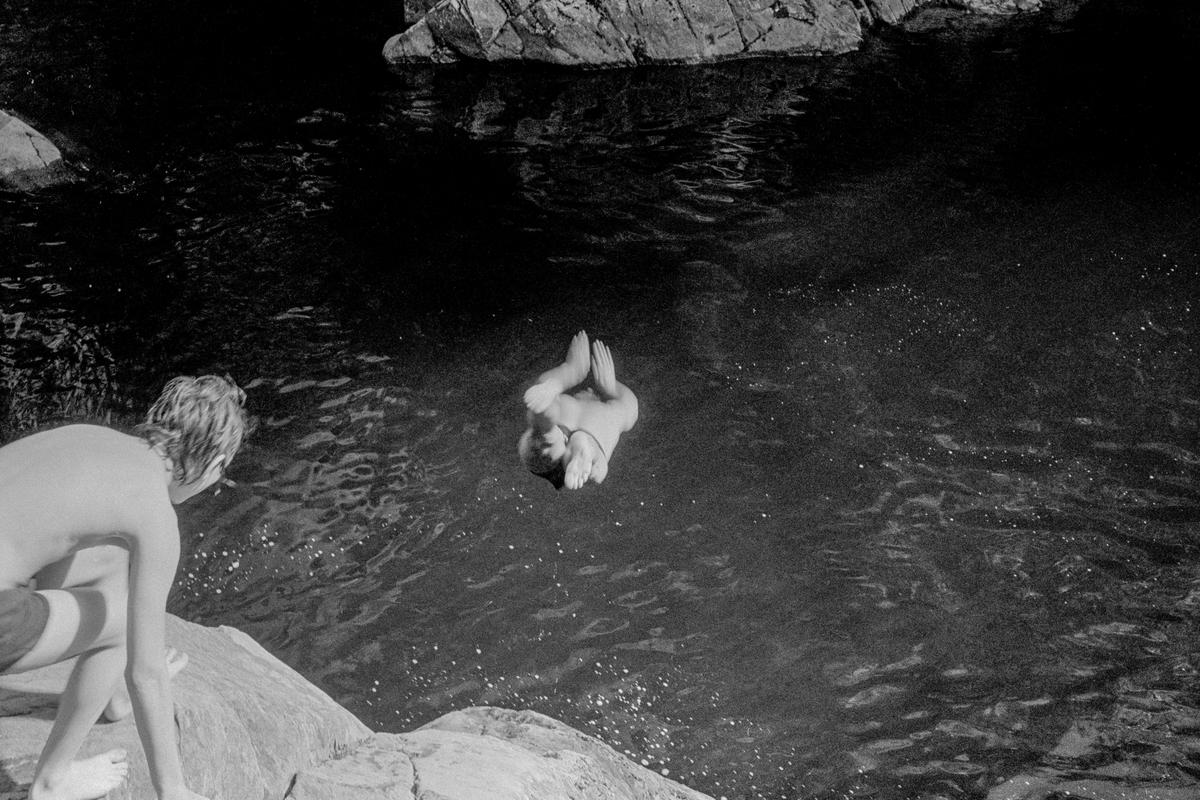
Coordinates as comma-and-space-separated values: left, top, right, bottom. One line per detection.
383, 0, 1062, 66
1, 616, 714, 800
0, 110, 71, 190
987, 662, 1200, 800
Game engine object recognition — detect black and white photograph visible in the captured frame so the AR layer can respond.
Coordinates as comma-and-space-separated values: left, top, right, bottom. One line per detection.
2, 1, 1198, 798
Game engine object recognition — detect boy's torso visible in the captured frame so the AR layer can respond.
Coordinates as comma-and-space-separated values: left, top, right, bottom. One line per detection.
0, 424, 164, 587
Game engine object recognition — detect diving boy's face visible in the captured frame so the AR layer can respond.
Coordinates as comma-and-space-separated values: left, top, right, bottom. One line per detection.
520, 426, 567, 475
538, 427, 568, 462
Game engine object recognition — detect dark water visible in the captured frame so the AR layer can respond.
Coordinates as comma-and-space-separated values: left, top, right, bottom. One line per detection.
3, 1, 1200, 797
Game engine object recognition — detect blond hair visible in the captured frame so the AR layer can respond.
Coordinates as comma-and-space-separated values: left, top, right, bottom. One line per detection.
135, 375, 252, 484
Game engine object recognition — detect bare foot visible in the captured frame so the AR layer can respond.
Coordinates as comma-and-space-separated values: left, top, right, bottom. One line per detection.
30, 749, 128, 800
565, 329, 590, 374
591, 340, 617, 398
101, 648, 189, 723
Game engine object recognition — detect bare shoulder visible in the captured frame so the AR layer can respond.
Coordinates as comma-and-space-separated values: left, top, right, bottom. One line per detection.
0, 424, 168, 519
2, 424, 154, 472
0, 425, 171, 578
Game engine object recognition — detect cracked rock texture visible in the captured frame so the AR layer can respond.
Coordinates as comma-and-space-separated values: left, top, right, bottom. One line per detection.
2, 617, 714, 800
0, 110, 69, 190
383, 0, 1048, 66
292, 709, 716, 800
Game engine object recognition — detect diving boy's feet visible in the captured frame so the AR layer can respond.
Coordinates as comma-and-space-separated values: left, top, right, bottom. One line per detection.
591, 340, 617, 398
29, 749, 128, 800
101, 648, 189, 723
565, 329, 590, 375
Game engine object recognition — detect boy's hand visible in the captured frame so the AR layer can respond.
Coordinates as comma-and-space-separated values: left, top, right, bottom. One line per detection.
523, 381, 560, 415
591, 340, 618, 398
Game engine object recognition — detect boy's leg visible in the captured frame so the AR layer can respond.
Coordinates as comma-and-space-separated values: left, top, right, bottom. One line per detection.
30, 546, 130, 720
10, 586, 130, 800
11, 548, 136, 800
34, 547, 187, 722
525, 330, 590, 413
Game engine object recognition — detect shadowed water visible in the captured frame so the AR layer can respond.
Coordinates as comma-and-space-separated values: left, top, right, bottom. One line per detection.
2, 1, 1199, 797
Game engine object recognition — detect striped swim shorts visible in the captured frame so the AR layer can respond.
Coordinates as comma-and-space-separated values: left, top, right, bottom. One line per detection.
0, 587, 50, 672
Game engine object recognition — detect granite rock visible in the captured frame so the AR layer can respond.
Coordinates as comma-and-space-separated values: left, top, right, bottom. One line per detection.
391, 706, 713, 799
0, 616, 372, 800
384, 0, 1063, 66
3, 619, 714, 800
405, 0, 443, 24
954, 0, 1042, 13
291, 708, 716, 799
0, 111, 70, 190
384, 0, 867, 67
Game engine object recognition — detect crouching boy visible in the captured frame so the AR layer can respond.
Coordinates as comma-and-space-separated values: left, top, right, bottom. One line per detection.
0, 375, 251, 800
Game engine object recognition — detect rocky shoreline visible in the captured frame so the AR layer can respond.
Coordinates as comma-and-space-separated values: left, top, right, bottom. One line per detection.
6, 616, 1199, 798
383, 0, 1059, 67
0, 616, 713, 800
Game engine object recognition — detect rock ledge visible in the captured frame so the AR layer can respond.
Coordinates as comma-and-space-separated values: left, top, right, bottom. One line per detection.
1, 615, 713, 800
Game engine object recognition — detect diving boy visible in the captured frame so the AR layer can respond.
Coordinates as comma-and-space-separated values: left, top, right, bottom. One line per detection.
0, 375, 251, 800
519, 331, 639, 490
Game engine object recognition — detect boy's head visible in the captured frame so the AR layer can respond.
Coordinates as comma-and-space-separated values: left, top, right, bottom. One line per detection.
519, 426, 568, 490
136, 375, 252, 485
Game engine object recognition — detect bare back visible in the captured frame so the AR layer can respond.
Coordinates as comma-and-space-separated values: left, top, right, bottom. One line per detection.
0, 425, 170, 589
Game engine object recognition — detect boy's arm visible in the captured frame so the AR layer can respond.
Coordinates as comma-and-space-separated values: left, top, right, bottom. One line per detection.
125, 501, 195, 800
526, 402, 561, 435
526, 393, 582, 433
